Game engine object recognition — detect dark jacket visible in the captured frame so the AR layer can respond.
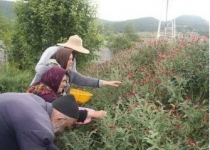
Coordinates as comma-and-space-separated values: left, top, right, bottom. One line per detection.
0, 93, 58, 150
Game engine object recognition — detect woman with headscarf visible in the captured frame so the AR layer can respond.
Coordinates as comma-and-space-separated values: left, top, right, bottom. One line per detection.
27, 67, 107, 124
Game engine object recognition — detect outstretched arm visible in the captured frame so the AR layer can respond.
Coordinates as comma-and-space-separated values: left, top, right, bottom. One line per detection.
87, 110, 107, 118
77, 108, 107, 123
69, 70, 122, 88
69, 70, 99, 87
100, 80, 122, 87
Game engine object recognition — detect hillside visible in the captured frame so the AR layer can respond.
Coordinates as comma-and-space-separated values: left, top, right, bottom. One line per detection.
99, 17, 159, 33
176, 15, 209, 35
0, 0, 209, 35
99, 15, 209, 35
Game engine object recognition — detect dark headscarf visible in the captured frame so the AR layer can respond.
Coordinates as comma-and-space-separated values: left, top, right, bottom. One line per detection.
27, 67, 69, 102
50, 48, 74, 69
40, 67, 69, 92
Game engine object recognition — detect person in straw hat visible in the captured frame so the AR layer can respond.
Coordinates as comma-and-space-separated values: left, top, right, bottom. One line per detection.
35, 35, 88, 73
32, 35, 122, 88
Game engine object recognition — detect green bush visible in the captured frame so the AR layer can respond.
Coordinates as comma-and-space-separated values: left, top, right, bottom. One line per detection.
0, 64, 33, 93
10, 0, 103, 69
107, 24, 140, 54
107, 34, 135, 54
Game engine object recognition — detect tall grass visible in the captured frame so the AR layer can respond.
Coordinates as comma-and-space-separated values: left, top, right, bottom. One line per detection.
0, 63, 33, 93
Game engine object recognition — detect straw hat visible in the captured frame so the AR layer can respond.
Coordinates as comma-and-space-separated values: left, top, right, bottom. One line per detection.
57, 35, 90, 54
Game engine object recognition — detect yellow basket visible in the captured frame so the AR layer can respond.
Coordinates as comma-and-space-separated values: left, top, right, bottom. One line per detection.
69, 88, 93, 104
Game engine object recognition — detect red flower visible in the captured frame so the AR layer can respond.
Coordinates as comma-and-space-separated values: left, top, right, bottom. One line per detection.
188, 140, 198, 147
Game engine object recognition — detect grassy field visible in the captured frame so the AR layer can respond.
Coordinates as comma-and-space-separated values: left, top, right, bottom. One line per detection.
0, 34, 208, 149
55, 35, 209, 150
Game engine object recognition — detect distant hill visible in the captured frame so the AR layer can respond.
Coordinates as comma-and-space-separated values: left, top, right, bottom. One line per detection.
99, 15, 209, 35
0, 1, 209, 35
175, 15, 209, 35
99, 17, 159, 33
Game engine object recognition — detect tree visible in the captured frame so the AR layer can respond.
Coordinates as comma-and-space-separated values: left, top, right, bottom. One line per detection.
106, 24, 140, 54
0, 13, 13, 62
10, 0, 103, 69
124, 24, 140, 42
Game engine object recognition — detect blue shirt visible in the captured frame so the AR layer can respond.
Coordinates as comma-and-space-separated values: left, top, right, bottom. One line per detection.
0, 93, 58, 150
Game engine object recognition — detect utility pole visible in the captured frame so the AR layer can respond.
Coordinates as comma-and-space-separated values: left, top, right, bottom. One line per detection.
157, 0, 176, 39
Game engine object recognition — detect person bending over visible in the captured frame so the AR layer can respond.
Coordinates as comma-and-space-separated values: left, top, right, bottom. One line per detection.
27, 66, 107, 124
31, 35, 121, 88
0, 93, 92, 149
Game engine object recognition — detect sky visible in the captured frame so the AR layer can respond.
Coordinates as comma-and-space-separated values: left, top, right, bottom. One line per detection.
5, 0, 210, 22
93, 0, 210, 22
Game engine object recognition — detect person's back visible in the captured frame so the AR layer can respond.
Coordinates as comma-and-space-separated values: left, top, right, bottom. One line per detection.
31, 45, 77, 86
35, 46, 61, 72
0, 93, 55, 150
30, 45, 61, 86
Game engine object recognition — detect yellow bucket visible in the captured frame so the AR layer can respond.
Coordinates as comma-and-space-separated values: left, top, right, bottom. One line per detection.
69, 88, 93, 104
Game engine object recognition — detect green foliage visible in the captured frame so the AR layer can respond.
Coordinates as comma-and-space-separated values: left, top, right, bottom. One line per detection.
0, 64, 33, 93
0, 13, 14, 62
10, 0, 103, 69
107, 34, 134, 54
176, 15, 209, 35
1, 35, 208, 149
107, 24, 140, 54
124, 24, 140, 43
70, 35, 208, 149
169, 39, 208, 101
0, 1, 208, 149
96, 98, 180, 150
101, 17, 159, 33
55, 126, 98, 150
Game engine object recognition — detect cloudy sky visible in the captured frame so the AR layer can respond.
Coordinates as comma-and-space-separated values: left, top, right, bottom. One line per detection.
93, 0, 210, 21
5, 0, 210, 21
